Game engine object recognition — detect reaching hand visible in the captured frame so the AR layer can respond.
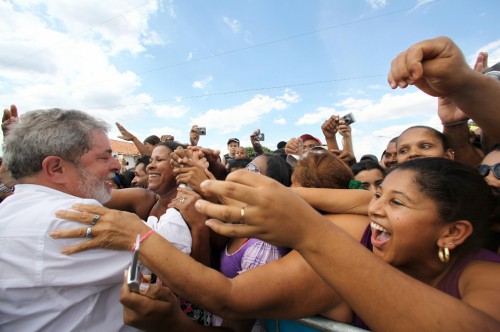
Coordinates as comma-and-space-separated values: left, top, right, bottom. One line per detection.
337, 121, 351, 138
331, 149, 356, 166
284, 137, 303, 155
321, 116, 339, 139
120, 275, 187, 332
388, 36, 472, 97
195, 170, 323, 249
168, 188, 207, 232
50, 204, 150, 254
115, 122, 136, 141
2, 105, 18, 138
161, 135, 175, 142
190, 125, 200, 146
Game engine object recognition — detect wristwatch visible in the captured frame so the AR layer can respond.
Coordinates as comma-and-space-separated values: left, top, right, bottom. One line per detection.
0, 182, 13, 193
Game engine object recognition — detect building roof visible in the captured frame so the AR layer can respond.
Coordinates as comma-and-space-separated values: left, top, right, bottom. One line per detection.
109, 139, 140, 156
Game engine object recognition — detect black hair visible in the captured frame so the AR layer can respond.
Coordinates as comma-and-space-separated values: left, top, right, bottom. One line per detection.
143, 135, 161, 146
351, 160, 386, 177
135, 155, 151, 168
155, 140, 186, 153
228, 158, 252, 172
119, 170, 135, 188
393, 158, 495, 256
262, 153, 292, 187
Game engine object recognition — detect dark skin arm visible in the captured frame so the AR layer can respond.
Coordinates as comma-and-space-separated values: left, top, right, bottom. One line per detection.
116, 122, 152, 156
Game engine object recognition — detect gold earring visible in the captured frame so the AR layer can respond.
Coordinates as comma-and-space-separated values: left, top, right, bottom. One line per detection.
438, 245, 450, 263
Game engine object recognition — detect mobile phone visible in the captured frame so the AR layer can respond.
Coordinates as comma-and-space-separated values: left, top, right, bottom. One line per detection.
339, 113, 356, 126
256, 133, 265, 141
127, 234, 143, 292
197, 127, 207, 135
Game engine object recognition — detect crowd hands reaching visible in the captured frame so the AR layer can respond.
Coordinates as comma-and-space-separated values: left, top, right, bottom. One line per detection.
1, 36, 500, 331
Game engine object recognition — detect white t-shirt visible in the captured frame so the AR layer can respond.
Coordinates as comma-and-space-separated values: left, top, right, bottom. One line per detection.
0, 184, 138, 331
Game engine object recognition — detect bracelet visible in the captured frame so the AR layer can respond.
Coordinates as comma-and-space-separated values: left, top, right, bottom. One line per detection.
442, 120, 469, 127
131, 229, 155, 252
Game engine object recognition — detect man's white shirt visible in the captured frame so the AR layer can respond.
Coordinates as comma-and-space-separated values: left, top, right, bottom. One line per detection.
0, 184, 138, 331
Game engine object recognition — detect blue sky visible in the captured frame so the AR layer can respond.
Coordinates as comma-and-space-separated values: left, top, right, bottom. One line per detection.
1, 0, 499, 158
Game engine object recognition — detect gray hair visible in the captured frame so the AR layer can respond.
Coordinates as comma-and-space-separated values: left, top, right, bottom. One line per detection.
4, 108, 109, 180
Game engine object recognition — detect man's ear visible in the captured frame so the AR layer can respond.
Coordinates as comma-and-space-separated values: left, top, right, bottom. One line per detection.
41, 156, 70, 184
437, 220, 473, 250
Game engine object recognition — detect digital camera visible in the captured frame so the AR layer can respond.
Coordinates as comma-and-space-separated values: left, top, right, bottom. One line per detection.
339, 113, 356, 126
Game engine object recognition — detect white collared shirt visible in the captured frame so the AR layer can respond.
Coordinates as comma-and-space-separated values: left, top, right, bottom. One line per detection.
0, 184, 138, 331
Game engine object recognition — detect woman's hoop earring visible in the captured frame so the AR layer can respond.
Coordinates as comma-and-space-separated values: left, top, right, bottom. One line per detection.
438, 245, 450, 263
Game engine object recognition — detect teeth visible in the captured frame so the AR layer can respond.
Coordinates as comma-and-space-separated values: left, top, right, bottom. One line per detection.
371, 222, 389, 233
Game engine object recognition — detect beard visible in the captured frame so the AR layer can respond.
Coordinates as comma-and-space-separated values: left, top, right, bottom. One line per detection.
77, 167, 114, 204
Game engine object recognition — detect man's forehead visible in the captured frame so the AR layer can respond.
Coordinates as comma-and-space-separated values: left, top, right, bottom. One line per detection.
88, 132, 113, 153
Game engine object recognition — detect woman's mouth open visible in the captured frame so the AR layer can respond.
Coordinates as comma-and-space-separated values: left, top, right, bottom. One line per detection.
370, 221, 391, 248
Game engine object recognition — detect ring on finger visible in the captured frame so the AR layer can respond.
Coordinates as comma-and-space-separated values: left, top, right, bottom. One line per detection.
91, 214, 100, 225
84, 225, 93, 239
179, 197, 186, 204
239, 206, 245, 223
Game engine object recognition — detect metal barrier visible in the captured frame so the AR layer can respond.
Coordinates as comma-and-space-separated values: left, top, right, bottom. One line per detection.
265, 316, 369, 332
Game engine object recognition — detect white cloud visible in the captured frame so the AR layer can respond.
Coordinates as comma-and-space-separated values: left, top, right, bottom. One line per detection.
163, 0, 176, 18
191, 94, 288, 134
223, 16, 241, 33
0, 1, 174, 130
153, 104, 190, 118
295, 90, 435, 126
192, 76, 213, 89
149, 126, 182, 138
354, 91, 436, 122
186, 52, 193, 61
278, 89, 301, 103
295, 106, 336, 125
366, 0, 387, 10
274, 117, 287, 125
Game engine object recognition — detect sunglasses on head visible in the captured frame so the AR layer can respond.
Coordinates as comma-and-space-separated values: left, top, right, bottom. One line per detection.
245, 162, 261, 174
478, 163, 500, 179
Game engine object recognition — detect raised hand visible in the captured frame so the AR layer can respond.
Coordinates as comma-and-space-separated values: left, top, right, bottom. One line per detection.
337, 121, 351, 138
115, 122, 136, 141
284, 137, 303, 155
321, 115, 339, 139
388, 36, 472, 96
195, 170, 323, 249
2, 104, 18, 137
189, 125, 200, 146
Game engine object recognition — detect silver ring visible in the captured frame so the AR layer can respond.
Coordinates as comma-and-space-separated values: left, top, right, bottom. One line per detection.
179, 197, 186, 204
91, 214, 100, 225
84, 226, 93, 239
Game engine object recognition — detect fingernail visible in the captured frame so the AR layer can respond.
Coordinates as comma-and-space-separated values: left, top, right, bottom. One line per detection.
200, 180, 208, 188
139, 283, 150, 294
195, 200, 203, 209
49, 231, 58, 238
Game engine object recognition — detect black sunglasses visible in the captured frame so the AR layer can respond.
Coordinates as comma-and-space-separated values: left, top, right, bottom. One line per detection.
478, 163, 500, 179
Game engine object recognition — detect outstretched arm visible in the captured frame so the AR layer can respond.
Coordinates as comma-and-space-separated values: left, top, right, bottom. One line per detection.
195, 171, 500, 331
115, 122, 151, 156
50, 205, 360, 322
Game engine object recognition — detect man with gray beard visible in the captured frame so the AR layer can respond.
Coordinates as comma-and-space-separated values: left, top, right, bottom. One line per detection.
0, 108, 138, 331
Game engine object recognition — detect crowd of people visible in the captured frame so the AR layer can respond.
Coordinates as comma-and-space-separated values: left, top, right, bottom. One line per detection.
1, 36, 499, 332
